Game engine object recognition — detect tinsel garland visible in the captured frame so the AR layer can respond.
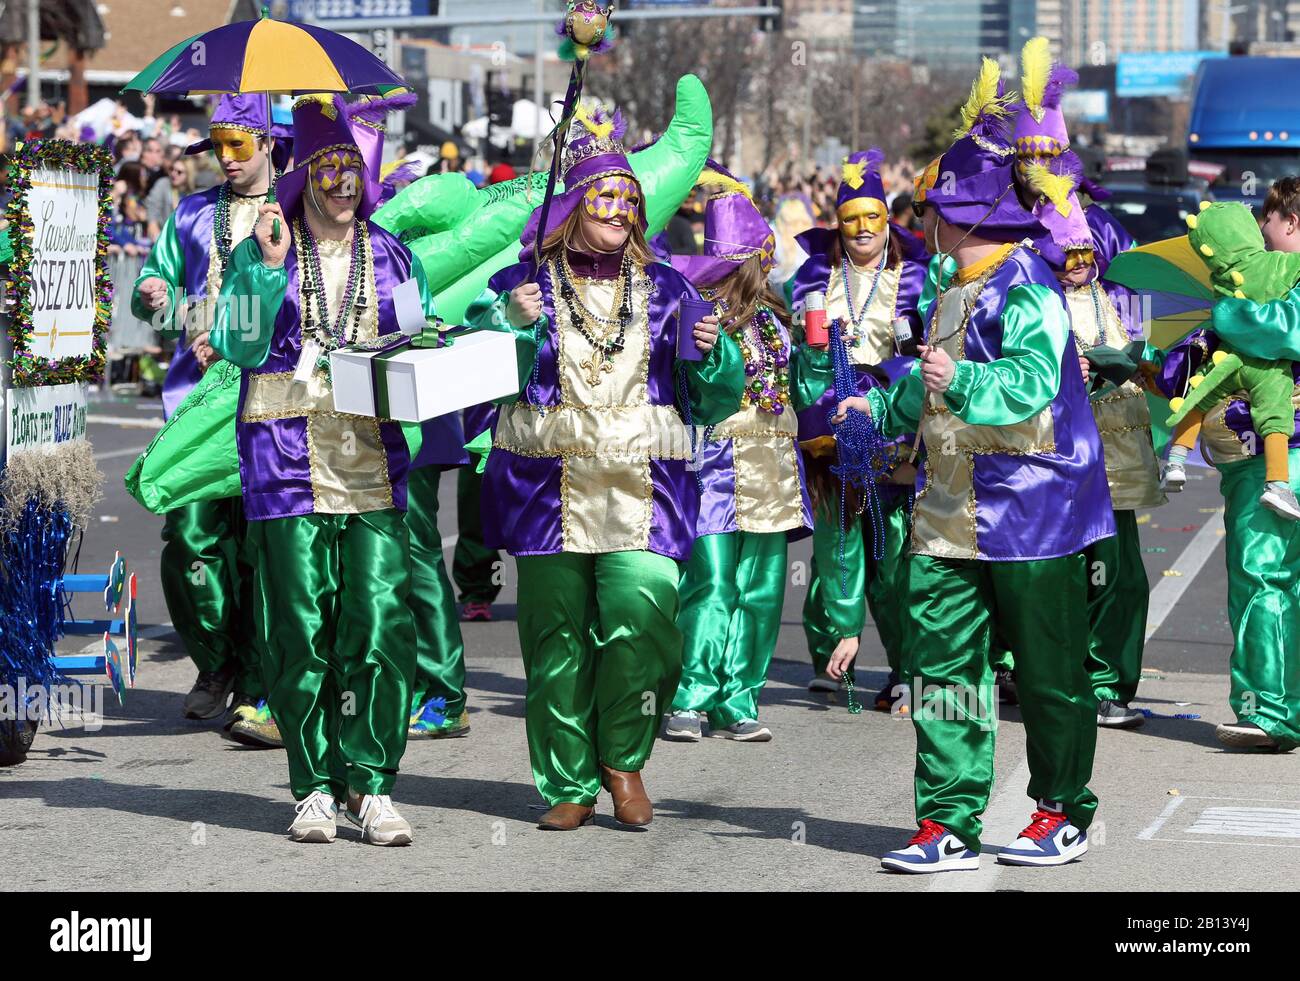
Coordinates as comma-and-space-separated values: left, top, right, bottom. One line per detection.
4, 139, 114, 387
0, 497, 72, 691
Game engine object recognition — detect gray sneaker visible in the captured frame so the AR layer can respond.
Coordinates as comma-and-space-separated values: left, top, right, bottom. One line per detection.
345, 793, 413, 846
1261, 482, 1300, 521
182, 665, 236, 720
1215, 720, 1280, 750
663, 710, 703, 742
1096, 699, 1145, 729
712, 719, 772, 742
288, 791, 337, 843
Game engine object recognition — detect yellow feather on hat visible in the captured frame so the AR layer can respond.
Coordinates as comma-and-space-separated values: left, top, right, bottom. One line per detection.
573, 101, 614, 140
953, 57, 1009, 140
696, 166, 753, 200
1021, 36, 1052, 120
292, 92, 338, 120
841, 158, 867, 190
1023, 161, 1075, 216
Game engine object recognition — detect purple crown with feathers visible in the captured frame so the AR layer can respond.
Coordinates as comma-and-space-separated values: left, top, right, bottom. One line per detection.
1013, 64, 1078, 157
521, 102, 642, 250
343, 91, 418, 207
836, 148, 886, 208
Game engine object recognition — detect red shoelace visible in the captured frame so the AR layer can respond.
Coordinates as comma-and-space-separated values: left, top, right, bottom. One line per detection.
1019, 809, 1069, 840
909, 819, 948, 845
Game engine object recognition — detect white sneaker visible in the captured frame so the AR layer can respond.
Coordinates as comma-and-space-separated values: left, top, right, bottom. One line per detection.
288, 791, 338, 843
345, 793, 413, 846
996, 802, 1088, 866
1261, 482, 1300, 521
1161, 459, 1186, 492
881, 820, 981, 874
663, 710, 703, 742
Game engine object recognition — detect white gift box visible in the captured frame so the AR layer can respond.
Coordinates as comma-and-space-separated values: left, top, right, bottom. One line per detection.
329, 330, 519, 422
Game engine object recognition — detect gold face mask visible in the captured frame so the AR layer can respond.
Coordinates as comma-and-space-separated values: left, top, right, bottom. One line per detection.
837, 197, 888, 238
1064, 248, 1096, 272
210, 129, 260, 163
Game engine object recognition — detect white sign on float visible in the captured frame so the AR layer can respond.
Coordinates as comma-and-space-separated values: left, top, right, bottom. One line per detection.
28, 168, 99, 362
5, 382, 89, 458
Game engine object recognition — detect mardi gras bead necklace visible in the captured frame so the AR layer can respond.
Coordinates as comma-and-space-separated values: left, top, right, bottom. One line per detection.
841, 250, 887, 342
555, 249, 634, 386
738, 306, 790, 415
213, 176, 278, 272
296, 216, 369, 367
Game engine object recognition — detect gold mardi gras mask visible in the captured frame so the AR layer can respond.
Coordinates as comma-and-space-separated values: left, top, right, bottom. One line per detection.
582, 175, 641, 225
1064, 248, 1096, 272
837, 197, 888, 238
210, 128, 261, 163
311, 149, 364, 196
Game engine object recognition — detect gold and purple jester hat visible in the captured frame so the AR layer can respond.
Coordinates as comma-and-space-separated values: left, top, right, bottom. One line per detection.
1013, 37, 1093, 268
670, 160, 775, 288
924, 56, 1041, 242
276, 93, 379, 221
521, 100, 643, 249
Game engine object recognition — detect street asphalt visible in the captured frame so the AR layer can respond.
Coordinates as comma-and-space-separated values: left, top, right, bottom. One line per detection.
2, 393, 1297, 892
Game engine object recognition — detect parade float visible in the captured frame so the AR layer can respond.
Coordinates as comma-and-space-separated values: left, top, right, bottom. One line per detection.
0, 139, 138, 765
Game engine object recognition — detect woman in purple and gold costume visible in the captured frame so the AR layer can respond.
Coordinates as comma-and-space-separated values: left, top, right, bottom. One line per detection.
784, 149, 927, 704
464, 104, 745, 831
661, 165, 832, 744
132, 94, 288, 744
209, 94, 441, 847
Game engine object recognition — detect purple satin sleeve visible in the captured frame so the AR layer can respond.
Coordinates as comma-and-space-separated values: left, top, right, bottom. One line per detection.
895, 258, 927, 334
162, 347, 203, 419
1152, 328, 1214, 398
488, 261, 561, 406
464, 402, 499, 440
646, 263, 701, 406
161, 188, 222, 417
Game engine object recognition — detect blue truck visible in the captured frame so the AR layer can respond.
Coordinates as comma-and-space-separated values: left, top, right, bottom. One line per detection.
1188, 56, 1300, 209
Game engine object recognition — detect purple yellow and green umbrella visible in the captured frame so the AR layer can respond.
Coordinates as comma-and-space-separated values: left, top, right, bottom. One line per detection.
123, 7, 406, 239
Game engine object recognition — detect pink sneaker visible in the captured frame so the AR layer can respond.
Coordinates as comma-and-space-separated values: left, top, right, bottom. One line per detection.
461, 601, 492, 622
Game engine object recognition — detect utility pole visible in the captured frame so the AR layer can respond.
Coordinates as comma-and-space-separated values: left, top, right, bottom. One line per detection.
26, 0, 39, 111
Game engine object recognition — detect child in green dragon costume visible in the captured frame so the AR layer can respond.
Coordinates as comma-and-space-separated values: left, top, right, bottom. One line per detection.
1164, 201, 1300, 520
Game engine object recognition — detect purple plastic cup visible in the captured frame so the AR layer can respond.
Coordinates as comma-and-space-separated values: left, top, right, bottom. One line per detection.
677, 295, 716, 362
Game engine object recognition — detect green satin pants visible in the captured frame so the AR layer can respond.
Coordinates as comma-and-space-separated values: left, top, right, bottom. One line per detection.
160, 498, 265, 698
247, 510, 416, 800
516, 550, 682, 806
803, 492, 910, 675
673, 531, 787, 727
905, 553, 1099, 851
452, 464, 502, 605
1085, 509, 1150, 704
406, 467, 468, 717
1219, 449, 1300, 749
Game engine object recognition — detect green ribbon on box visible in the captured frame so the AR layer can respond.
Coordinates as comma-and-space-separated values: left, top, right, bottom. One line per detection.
362, 321, 467, 419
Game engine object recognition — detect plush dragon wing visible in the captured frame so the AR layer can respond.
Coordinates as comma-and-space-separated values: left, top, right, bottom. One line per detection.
125, 75, 713, 513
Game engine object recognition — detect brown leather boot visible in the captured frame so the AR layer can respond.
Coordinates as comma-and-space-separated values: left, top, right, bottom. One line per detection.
600, 764, 653, 826
537, 802, 595, 831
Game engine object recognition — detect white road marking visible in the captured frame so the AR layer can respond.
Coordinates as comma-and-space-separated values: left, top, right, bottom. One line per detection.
1137, 795, 1187, 840
1145, 510, 1226, 640
88, 415, 164, 430
1186, 806, 1300, 838
93, 445, 151, 462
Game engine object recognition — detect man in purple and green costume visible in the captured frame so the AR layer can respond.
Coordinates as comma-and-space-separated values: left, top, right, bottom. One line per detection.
464, 103, 745, 830
833, 57, 1115, 872
210, 94, 439, 845
1010, 38, 1164, 730
133, 94, 287, 740
347, 92, 475, 740
785, 148, 927, 703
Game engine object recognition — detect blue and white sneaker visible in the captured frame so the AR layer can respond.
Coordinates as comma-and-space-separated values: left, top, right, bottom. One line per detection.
996, 801, 1088, 866
881, 820, 981, 874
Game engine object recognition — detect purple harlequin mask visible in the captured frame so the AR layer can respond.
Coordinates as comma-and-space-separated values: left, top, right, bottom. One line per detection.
582, 175, 641, 225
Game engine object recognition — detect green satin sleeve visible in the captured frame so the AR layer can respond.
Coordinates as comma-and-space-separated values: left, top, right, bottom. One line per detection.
782, 274, 796, 313
210, 237, 286, 369
919, 252, 956, 326
464, 288, 540, 404
789, 342, 833, 412
132, 215, 185, 332
680, 329, 746, 425
1211, 285, 1300, 360
866, 367, 926, 440
943, 283, 1066, 425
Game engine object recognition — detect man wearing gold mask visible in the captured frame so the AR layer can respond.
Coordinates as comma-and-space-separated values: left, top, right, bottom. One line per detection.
786, 148, 928, 707
132, 95, 289, 746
